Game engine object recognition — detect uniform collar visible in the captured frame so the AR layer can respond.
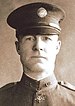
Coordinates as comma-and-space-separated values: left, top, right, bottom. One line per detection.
21, 73, 57, 91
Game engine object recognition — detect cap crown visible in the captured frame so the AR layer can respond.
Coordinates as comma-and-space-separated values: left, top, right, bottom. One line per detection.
7, 2, 65, 37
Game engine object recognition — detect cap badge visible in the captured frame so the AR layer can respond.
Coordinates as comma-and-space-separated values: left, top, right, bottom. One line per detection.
37, 7, 47, 18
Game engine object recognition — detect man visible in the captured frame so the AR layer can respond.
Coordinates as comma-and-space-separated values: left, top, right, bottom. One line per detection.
0, 2, 75, 106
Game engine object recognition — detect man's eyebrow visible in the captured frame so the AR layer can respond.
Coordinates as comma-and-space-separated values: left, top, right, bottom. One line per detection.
42, 34, 59, 37
49, 33, 59, 35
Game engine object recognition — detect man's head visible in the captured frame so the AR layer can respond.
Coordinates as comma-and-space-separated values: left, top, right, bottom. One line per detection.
7, 2, 65, 78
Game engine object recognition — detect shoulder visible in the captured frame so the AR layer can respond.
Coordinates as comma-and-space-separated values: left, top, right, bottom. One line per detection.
0, 82, 17, 92
57, 81, 75, 104
0, 82, 19, 105
48, 81, 75, 106
58, 81, 75, 91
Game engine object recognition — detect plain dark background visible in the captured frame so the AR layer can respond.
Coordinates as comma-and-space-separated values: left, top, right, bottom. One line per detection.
0, 0, 75, 87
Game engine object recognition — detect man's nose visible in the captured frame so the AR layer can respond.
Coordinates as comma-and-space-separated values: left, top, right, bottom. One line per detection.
32, 38, 44, 51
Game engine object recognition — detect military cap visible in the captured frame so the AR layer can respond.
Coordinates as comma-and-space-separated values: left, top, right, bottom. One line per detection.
7, 2, 65, 38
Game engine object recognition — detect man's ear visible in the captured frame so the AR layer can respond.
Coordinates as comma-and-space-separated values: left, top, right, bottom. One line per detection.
15, 41, 20, 55
56, 40, 61, 55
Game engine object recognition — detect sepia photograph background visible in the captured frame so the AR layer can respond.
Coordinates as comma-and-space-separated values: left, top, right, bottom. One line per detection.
0, 0, 75, 87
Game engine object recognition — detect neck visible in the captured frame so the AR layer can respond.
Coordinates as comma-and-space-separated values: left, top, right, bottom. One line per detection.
22, 72, 57, 90
24, 71, 55, 81
23, 66, 57, 85
24, 72, 57, 84
22, 64, 57, 90
23, 65, 55, 81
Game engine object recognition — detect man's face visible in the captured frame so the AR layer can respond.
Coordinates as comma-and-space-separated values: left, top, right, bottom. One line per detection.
16, 34, 61, 75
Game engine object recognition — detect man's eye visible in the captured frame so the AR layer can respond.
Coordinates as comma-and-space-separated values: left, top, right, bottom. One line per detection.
26, 37, 31, 40
43, 37, 52, 41
25, 37, 35, 41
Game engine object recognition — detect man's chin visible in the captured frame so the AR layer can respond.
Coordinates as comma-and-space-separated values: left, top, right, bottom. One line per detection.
30, 63, 47, 72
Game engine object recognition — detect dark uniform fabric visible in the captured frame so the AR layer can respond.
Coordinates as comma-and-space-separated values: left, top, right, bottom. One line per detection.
0, 73, 75, 106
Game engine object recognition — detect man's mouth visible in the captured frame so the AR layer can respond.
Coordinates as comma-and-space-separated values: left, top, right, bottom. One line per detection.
31, 56, 47, 60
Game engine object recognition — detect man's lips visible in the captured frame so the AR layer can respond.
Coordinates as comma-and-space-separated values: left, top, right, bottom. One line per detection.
31, 56, 47, 60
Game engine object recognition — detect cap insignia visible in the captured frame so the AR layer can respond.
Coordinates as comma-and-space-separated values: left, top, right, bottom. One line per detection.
37, 7, 47, 18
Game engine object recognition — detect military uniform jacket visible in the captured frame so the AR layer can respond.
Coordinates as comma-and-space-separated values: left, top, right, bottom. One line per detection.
0, 73, 75, 106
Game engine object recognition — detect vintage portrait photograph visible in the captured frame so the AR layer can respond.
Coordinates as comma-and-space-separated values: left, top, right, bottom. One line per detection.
0, 0, 75, 106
